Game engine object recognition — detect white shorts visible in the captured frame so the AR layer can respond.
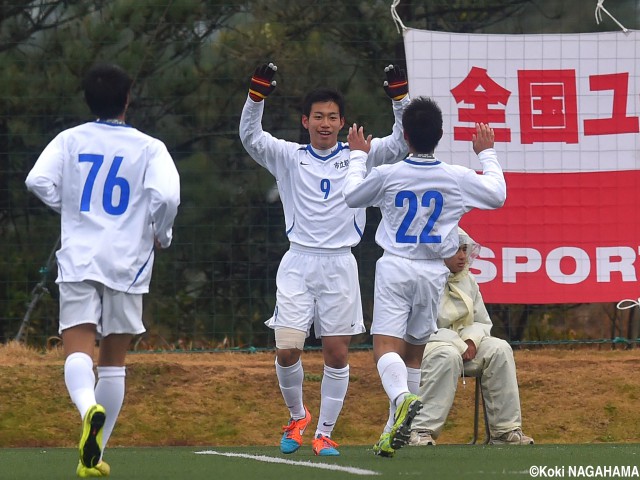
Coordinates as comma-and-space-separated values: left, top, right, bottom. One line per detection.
371, 252, 449, 344
265, 244, 365, 338
58, 281, 145, 337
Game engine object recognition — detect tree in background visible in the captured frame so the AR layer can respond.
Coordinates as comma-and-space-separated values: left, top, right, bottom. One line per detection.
2, 0, 638, 348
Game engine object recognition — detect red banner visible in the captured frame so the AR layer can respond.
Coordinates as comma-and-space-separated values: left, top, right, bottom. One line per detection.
461, 170, 640, 303
405, 29, 640, 303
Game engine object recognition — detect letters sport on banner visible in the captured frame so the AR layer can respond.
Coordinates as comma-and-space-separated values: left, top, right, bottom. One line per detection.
404, 29, 640, 304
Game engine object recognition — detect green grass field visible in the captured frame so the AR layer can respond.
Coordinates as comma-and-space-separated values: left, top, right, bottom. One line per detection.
1, 444, 638, 480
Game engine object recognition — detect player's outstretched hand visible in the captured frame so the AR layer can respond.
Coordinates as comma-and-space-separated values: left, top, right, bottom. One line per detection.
249, 63, 277, 102
347, 123, 372, 154
472, 122, 495, 154
383, 64, 408, 100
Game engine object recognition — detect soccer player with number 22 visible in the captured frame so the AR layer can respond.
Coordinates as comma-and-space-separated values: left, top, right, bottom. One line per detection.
344, 97, 506, 457
239, 63, 410, 456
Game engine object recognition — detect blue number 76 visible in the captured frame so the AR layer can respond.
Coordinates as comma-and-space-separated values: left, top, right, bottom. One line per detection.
79, 154, 130, 215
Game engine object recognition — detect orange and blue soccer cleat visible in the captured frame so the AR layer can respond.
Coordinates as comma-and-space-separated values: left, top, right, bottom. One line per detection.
312, 434, 340, 456
280, 406, 311, 454
79, 404, 106, 468
76, 459, 110, 477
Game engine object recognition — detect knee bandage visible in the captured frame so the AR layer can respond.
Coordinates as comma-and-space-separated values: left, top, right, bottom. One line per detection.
274, 327, 306, 350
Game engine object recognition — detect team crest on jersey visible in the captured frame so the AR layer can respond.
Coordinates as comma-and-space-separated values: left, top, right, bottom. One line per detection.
333, 159, 349, 170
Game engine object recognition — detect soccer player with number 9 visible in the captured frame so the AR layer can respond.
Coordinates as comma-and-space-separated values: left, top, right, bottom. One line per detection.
240, 62, 410, 456
25, 63, 180, 477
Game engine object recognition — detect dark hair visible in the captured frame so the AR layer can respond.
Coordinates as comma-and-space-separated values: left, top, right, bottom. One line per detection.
402, 96, 443, 153
82, 63, 133, 119
301, 88, 345, 118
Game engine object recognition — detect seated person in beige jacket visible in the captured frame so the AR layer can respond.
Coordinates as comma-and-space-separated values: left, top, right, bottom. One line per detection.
409, 228, 534, 446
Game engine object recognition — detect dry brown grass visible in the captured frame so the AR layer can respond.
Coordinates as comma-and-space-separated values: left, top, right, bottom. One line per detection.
1, 342, 638, 447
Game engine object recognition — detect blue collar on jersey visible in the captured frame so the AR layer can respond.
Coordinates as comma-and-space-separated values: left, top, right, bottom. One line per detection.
301, 142, 347, 161
95, 119, 131, 127
404, 153, 440, 166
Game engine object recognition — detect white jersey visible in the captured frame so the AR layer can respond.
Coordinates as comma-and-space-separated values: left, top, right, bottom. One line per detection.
239, 95, 409, 249
25, 121, 180, 294
344, 150, 506, 259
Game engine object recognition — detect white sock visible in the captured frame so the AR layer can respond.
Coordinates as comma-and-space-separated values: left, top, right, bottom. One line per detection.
381, 365, 418, 434
316, 364, 349, 437
275, 358, 305, 419
407, 367, 421, 395
376, 352, 409, 407
95, 366, 126, 452
64, 352, 96, 419
383, 401, 395, 434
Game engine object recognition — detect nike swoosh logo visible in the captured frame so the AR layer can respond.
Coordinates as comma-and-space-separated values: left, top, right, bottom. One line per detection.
322, 422, 335, 427
300, 161, 309, 165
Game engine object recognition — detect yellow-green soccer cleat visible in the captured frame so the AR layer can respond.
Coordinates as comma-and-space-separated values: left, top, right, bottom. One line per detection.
389, 394, 423, 451
76, 460, 110, 477
79, 404, 106, 468
373, 431, 395, 457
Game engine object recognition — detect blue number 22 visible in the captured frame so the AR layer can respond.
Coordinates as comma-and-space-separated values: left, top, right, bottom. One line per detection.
395, 190, 443, 244
79, 154, 130, 215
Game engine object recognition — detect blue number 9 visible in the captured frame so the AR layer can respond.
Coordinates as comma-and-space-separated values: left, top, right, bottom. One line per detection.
320, 179, 331, 199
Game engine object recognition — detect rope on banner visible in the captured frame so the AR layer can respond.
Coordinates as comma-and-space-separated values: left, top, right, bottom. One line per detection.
392, 1, 629, 33
595, 0, 628, 33
616, 298, 640, 311
390, 0, 407, 34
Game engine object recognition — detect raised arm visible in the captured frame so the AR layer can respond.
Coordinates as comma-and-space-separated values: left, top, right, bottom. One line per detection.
239, 63, 298, 176
461, 123, 507, 210
239, 63, 278, 166
366, 65, 410, 168
343, 123, 384, 208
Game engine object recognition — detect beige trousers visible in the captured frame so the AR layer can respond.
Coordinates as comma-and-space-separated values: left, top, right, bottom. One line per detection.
412, 336, 522, 438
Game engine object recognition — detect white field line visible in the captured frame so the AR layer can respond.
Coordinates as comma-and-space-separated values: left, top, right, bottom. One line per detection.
194, 450, 381, 476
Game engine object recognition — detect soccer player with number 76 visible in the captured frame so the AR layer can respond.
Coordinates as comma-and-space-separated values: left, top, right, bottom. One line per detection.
343, 96, 506, 457
239, 63, 410, 456
25, 63, 180, 478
